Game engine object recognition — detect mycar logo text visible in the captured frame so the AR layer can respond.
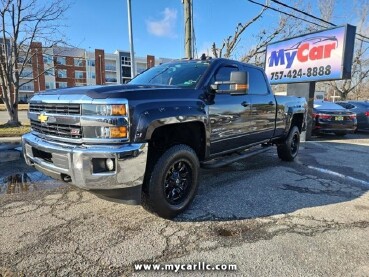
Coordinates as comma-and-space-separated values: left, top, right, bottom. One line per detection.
268, 36, 338, 69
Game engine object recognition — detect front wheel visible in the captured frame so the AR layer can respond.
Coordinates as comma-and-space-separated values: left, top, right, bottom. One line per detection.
277, 126, 300, 161
142, 144, 199, 219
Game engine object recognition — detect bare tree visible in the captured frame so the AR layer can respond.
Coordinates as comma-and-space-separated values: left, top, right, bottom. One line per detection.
211, 4, 267, 59
329, 39, 369, 100
210, 0, 308, 66
317, 0, 369, 100
0, 0, 69, 126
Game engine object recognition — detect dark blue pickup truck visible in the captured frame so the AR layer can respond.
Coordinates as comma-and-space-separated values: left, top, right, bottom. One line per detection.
22, 58, 307, 218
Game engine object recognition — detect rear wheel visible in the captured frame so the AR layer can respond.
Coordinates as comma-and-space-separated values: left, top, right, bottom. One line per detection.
277, 126, 300, 161
142, 144, 199, 219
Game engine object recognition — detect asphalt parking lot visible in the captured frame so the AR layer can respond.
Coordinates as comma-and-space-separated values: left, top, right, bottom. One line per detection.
1, 132, 369, 276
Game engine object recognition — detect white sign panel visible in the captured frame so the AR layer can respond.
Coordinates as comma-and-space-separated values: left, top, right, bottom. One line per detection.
265, 25, 355, 84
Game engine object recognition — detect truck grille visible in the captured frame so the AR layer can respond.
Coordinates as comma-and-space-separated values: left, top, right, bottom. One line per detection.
31, 120, 82, 139
30, 103, 81, 115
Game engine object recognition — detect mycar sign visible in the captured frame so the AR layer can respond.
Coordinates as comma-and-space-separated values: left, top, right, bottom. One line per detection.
265, 25, 356, 84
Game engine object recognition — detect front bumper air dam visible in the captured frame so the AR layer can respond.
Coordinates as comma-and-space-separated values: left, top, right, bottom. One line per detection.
22, 133, 148, 190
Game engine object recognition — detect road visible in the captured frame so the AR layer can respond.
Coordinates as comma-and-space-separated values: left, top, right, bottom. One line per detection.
1, 133, 369, 276
0, 110, 29, 125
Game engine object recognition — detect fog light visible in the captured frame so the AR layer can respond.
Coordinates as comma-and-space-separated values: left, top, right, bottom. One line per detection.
106, 158, 114, 171
110, 126, 127, 138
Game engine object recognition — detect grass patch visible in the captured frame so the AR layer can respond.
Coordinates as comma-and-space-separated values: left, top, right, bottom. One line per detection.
0, 124, 30, 137
0, 104, 29, 111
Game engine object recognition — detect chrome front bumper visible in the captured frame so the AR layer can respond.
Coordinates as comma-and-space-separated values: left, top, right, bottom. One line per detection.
22, 133, 148, 190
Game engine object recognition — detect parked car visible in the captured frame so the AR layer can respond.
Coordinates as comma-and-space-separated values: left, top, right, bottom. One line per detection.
313, 100, 357, 136
336, 101, 369, 131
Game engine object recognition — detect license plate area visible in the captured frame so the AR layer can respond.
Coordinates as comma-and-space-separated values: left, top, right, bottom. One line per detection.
335, 116, 344, 121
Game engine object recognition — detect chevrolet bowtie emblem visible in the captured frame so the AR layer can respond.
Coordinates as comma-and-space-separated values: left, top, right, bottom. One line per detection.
38, 113, 48, 123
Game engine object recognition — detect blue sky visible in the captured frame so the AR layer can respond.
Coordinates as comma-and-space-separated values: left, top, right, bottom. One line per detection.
64, 0, 354, 59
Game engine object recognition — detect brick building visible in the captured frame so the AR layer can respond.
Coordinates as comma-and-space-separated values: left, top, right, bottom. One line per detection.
1, 42, 173, 102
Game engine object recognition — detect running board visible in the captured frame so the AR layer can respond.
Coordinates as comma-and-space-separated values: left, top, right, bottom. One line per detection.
201, 146, 272, 169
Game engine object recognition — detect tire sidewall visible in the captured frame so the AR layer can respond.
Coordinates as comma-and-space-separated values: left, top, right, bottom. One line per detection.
287, 126, 300, 159
148, 145, 199, 218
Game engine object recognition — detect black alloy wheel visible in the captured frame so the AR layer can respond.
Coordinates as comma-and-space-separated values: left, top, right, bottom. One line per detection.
277, 125, 300, 161
164, 160, 192, 205
142, 144, 199, 219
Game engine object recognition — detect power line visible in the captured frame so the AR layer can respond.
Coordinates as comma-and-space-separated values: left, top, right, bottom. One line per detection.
247, 0, 327, 29
269, 0, 369, 42
271, 0, 336, 27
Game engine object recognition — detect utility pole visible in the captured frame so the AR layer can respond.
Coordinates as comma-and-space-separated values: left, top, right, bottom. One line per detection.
127, 0, 136, 79
183, 0, 193, 59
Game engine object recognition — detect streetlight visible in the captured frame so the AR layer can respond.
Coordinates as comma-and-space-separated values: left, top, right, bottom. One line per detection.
127, 0, 136, 79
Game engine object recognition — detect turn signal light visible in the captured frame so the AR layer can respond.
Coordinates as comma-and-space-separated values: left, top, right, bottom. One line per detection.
110, 126, 127, 138
112, 105, 127, 116
235, 84, 248, 91
365, 111, 369, 117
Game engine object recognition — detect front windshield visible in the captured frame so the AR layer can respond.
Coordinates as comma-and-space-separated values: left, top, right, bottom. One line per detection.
129, 61, 209, 88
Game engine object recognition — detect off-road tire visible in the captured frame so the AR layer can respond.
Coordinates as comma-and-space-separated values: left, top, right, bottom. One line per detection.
277, 126, 300, 161
142, 144, 199, 219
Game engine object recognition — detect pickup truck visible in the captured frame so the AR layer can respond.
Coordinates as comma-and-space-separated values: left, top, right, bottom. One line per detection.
22, 58, 307, 218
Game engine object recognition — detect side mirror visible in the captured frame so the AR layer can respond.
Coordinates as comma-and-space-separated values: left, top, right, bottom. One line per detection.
230, 71, 248, 95
210, 71, 249, 95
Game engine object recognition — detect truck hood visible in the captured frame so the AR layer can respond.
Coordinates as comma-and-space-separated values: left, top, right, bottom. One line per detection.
32, 84, 193, 101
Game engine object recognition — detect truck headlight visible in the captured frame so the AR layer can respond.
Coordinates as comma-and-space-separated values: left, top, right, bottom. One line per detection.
82, 104, 127, 116
96, 126, 127, 138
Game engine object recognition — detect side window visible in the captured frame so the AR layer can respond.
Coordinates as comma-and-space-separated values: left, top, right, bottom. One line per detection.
214, 66, 238, 90
248, 67, 269, 95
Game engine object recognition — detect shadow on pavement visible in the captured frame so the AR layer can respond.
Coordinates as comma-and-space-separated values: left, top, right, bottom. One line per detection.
176, 136, 369, 222
1, 133, 368, 223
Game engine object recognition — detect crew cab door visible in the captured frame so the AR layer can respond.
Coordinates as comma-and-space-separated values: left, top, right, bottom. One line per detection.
208, 65, 253, 154
246, 66, 277, 142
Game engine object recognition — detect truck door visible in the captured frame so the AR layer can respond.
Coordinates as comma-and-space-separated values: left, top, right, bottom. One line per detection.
246, 66, 277, 142
209, 65, 253, 155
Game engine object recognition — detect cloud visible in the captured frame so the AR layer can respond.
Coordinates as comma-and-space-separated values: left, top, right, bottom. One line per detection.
146, 8, 178, 38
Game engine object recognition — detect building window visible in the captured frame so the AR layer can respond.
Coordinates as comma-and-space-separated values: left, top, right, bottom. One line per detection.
56, 56, 66, 65
75, 71, 84, 79
45, 82, 55, 90
105, 64, 116, 71
20, 70, 33, 78
43, 55, 53, 65
122, 66, 131, 78
57, 69, 67, 78
74, 58, 84, 67
121, 56, 131, 66
87, 59, 95, 66
57, 82, 67, 88
17, 56, 32, 64
44, 68, 54, 76
105, 77, 117, 83
19, 84, 34, 91
136, 63, 146, 74
90, 72, 96, 79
